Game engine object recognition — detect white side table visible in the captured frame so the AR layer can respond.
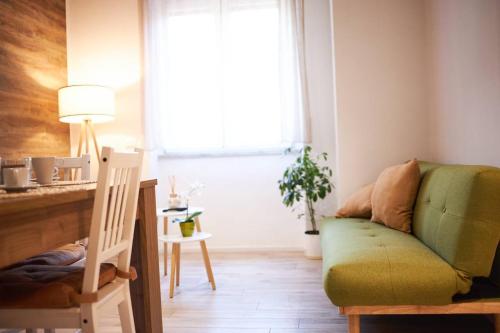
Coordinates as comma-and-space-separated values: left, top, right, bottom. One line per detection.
157, 206, 216, 298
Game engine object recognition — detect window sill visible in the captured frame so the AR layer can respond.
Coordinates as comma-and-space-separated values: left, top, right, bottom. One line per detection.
158, 146, 302, 159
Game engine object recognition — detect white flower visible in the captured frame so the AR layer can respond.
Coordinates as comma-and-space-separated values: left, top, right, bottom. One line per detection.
181, 181, 205, 201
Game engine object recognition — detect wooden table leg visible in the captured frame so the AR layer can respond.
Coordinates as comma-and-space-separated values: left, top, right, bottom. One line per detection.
170, 243, 177, 298
130, 184, 163, 333
164, 216, 169, 277
195, 217, 216, 290
200, 240, 216, 290
176, 243, 181, 287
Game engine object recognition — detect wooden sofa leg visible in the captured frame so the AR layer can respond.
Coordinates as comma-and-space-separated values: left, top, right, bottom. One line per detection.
494, 314, 500, 333
348, 314, 360, 333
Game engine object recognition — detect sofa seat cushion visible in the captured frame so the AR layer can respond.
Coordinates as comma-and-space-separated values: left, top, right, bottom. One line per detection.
0, 263, 117, 308
321, 218, 471, 306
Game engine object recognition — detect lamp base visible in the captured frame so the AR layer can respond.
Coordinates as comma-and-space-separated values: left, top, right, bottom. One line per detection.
77, 119, 101, 160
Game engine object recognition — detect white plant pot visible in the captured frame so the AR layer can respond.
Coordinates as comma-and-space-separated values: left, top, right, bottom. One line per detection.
304, 233, 322, 259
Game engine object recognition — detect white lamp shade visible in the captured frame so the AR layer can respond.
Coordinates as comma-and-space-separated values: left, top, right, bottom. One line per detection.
58, 85, 115, 124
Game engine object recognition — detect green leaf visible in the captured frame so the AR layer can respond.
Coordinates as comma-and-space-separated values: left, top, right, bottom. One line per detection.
184, 211, 202, 222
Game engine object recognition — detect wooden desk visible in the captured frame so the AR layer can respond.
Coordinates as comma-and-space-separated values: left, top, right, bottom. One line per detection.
0, 180, 163, 333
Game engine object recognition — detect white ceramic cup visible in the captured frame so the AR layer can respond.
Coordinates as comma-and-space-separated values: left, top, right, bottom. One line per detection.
32, 157, 58, 185
3, 167, 30, 187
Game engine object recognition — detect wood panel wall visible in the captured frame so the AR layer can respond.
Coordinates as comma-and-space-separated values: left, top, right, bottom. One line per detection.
0, 0, 69, 160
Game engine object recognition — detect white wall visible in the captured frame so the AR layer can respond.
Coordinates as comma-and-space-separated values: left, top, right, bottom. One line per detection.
156, 155, 304, 250
425, 0, 500, 167
66, 0, 144, 176
66, 0, 336, 250
331, 0, 431, 204
330, 0, 500, 204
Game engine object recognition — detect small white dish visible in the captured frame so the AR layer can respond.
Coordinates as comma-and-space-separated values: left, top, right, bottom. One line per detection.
0, 183, 40, 192
31, 176, 60, 182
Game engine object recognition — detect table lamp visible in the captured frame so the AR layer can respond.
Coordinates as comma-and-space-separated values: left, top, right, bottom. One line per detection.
58, 85, 115, 160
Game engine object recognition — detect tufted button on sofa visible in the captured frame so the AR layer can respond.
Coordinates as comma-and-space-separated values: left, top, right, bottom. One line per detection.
321, 162, 500, 333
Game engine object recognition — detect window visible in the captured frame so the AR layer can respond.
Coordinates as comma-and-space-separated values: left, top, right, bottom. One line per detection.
145, 0, 310, 156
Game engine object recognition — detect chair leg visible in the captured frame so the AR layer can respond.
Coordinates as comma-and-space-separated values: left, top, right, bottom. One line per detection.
81, 304, 98, 333
118, 284, 136, 333
494, 314, 500, 333
164, 217, 169, 277
200, 240, 216, 290
176, 244, 181, 287
348, 314, 360, 333
169, 243, 177, 298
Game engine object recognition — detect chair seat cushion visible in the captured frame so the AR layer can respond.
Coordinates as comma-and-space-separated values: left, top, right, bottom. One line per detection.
321, 218, 471, 306
6, 244, 86, 269
0, 263, 117, 308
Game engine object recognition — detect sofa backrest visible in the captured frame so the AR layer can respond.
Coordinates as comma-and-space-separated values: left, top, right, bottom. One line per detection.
413, 162, 500, 282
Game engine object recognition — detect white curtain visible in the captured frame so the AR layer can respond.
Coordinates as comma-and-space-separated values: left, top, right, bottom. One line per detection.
143, 0, 311, 154
278, 0, 311, 145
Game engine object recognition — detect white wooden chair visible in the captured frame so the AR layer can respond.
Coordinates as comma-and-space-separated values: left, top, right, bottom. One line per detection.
55, 154, 91, 181
0, 147, 144, 332
23, 154, 92, 333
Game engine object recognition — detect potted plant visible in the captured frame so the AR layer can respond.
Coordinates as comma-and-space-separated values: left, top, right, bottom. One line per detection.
278, 146, 333, 259
175, 211, 202, 237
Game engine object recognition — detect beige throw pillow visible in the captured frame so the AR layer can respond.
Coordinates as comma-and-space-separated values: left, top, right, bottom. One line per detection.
336, 183, 374, 218
371, 160, 421, 233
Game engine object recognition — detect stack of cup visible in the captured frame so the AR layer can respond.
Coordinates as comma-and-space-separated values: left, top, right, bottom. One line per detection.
2, 159, 30, 188
32, 157, 58, 185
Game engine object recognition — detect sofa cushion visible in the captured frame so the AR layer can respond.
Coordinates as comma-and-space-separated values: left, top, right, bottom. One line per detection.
321, 218, 470, 306
336, 183, 374, 219
413, 164, 500, 280
371, 160, 421, 233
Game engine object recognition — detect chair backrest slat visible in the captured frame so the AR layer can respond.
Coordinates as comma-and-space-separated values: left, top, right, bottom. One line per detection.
113, 168, 132, 247
109, 168, 129, 248
103, 168, 121, 251
82, 147, 143, 294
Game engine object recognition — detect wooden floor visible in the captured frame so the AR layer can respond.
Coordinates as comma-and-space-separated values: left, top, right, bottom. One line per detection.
2, 251, 496, 332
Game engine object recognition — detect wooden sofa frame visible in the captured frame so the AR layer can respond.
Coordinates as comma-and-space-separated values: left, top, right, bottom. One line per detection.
339, 302, 500, 333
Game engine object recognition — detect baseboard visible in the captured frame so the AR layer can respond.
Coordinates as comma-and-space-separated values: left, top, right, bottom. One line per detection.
159, 245, 304, 254
208, 246, 304, 253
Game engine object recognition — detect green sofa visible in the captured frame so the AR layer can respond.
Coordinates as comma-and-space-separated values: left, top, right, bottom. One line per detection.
321, 162, 500, 332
